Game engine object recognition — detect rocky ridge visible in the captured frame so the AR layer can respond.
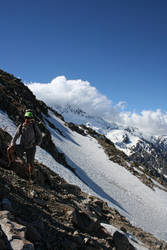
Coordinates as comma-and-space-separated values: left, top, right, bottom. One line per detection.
0, 69, 167, 249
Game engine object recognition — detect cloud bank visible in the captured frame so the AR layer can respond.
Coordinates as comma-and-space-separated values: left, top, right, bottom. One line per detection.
28, 76, 167, 136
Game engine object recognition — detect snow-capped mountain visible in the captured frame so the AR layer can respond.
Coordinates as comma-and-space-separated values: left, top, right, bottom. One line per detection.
54, 104, 167, 177
54, 104, 118, 133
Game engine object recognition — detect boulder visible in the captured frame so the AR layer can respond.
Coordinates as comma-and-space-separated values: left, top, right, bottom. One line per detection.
0, 211, 34, 250
72, 209, 100, 233
61, 183, 81, 195
113, 231, 135, 250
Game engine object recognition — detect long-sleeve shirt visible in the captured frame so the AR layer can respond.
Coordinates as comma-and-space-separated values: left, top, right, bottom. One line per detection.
11, 122, 42, 149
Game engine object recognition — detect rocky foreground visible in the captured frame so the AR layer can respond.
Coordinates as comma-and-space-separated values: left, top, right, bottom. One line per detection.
0, 129, 167, 249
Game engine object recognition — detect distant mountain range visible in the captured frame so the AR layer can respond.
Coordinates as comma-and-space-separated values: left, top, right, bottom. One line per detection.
54, 104, 167, 178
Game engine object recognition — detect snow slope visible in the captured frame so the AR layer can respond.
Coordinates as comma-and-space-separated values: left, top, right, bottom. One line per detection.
45, 111, 167, 242
1, 110, 167, 244
54, 105, 150, 156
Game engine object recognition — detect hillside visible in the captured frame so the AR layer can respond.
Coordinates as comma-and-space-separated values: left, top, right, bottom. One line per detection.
54, 104, 167, 182
0, 69, 167, 249
0, 127, 152, 250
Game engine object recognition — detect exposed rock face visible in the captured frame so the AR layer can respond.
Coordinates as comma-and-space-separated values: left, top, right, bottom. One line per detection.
130, 139, 167, 173
71, 209, 100, 233
112, 231, 135, 250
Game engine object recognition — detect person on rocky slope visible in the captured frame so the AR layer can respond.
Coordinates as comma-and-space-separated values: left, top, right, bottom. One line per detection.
7, 111, 42, 179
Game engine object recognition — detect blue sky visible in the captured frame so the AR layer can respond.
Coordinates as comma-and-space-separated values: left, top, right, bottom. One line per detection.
1, 0, 167, 115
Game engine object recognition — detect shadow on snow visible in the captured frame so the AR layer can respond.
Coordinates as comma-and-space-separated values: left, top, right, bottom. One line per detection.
65, 155, 129, 215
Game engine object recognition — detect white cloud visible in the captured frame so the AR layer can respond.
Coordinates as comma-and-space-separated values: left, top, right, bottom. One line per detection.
119, 109, 167, 136
27, 76, 167, 136
28, 76, 118, 117
116, 101, 127, 110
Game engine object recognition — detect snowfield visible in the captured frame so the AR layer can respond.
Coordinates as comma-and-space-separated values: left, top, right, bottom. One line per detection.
1, 110, 167, 245
106, 129, 140, 156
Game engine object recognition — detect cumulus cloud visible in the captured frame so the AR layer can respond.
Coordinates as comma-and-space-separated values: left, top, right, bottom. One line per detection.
119, 109, 167, 136
28, 76, 118, 117
27, 76, 167, 136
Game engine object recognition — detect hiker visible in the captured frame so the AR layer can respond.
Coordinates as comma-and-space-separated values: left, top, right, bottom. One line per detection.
7, 111, 42, 179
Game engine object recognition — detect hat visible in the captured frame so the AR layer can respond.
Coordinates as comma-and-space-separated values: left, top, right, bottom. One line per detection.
24, 111, 33, 118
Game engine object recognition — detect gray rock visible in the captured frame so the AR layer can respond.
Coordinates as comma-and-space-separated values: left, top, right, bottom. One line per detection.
113, 231, 136, 250
0, 210, 34, 250
72, 209, 100, 233
61, 183, 81, 195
